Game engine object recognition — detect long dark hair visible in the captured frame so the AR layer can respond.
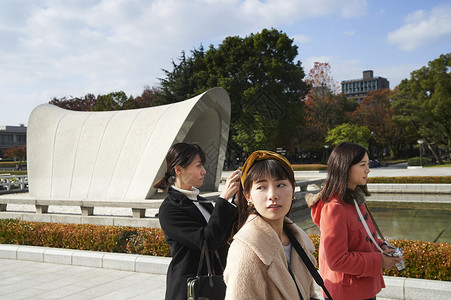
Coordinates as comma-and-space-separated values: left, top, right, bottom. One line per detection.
320, 142, 370, 204
235, 159, 295, 233
153, 143, 206, 190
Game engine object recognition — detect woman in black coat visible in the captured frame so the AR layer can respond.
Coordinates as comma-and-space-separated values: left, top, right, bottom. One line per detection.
154, 143, 240, 300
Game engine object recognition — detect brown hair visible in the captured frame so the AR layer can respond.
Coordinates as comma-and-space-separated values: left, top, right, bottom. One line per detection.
235, 159, 295, 233
153, 143, 206, 190
320, 142, 370, 204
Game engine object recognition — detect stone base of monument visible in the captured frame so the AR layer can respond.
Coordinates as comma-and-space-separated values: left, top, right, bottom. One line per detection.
0, 192, 163, 228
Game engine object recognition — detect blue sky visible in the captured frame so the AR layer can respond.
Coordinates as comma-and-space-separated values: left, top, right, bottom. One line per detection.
1, 0, 450, 126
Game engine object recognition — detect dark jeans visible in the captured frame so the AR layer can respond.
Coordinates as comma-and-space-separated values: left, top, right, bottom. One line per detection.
324, 298, 375, 300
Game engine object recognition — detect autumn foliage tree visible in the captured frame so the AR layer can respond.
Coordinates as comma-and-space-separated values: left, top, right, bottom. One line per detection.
133, 86, 163, 108
305, 62, 340, 97
302, 62, 357, 150
3, 146, 26, 161
353, 89, 405, 158
49, 94, 97, 111
49, 88, 162, 112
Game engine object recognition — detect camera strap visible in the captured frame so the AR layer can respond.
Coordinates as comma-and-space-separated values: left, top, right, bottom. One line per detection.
353, 200, 384, 253
365, 203, 387, 242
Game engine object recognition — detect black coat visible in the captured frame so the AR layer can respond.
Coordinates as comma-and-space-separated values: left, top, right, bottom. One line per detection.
159, 187, 237, 300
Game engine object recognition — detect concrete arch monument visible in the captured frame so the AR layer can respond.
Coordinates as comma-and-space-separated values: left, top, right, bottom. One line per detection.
27, 87, 231, 202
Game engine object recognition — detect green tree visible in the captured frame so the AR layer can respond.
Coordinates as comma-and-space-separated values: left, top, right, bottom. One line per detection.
93, 91, 133, 111
158, 28, 309, 157
392, 53, 451, 162
325, 123, 371, 148
159, 49, 208, 104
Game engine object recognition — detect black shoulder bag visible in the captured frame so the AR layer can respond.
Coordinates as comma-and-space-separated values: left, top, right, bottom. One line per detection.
187, 241, 226, 300
286, 230, 334, 300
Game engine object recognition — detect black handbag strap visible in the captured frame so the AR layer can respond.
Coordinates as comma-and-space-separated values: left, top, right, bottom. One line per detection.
288, 264, 304, 300
285, 229, 334, 300
196, 241, 224, 277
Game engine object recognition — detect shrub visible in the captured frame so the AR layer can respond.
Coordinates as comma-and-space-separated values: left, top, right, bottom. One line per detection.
0, 219, 170, 257
307, 234, 450, 281
367, 176, 451, 184
239, 164, 327, 171
382, 239, 451, 281
0, 220, 449, 281
2, 171, 27, 176
408, 156, 431, 166
292, 164, 327, 171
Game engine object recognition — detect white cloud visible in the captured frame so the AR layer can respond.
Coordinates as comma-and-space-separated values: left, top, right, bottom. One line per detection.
387, 3, 451, 51
240, 0, 367, 22
377, 63, 423, 88
292, 34, 312, 44
0, 0, 374, 126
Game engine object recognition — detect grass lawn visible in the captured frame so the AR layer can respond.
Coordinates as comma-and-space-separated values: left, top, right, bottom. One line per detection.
426, 161, 451, 168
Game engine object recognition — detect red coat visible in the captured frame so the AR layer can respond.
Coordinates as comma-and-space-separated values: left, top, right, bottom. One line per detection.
310, 195, 385, 300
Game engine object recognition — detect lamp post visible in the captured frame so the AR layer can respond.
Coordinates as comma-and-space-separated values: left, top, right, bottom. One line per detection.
417, 140, 424, 167
324, 144, 330, 164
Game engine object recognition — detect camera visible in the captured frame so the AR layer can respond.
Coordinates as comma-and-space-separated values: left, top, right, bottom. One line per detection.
386, 247, 405, 271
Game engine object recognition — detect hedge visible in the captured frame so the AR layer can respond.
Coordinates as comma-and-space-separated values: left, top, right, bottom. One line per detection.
240, 164, 328, 171
0, 219, 449, 281
408, 156, 431, 166
0, 219, 169, 257
0, 171, 27, 176
292, 164, 327, 171
0, 161, 26, 168
309, 235, 450, 281
367, 176, 451, 184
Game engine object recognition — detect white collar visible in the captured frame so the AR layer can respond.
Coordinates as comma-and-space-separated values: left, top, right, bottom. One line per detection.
171, 185, 199, 200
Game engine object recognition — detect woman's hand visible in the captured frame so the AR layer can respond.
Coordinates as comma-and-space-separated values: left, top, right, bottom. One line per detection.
382, 244, 396, 254
220, 169, 241, 200
381, 252, 403, 269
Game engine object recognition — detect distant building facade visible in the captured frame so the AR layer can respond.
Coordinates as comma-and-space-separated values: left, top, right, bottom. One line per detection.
0, 125, 27, 158
341, 70, 390, 103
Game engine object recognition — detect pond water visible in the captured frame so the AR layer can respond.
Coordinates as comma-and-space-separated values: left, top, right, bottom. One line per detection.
293, 196, 451, 243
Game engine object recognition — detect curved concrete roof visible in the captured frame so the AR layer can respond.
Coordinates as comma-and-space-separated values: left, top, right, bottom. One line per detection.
27, 87, 231, 200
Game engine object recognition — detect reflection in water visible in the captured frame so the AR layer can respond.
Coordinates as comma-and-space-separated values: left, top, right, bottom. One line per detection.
293, 196, 451, 243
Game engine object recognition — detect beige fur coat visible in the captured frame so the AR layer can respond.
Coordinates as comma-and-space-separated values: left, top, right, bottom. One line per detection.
224, 215, 319, 300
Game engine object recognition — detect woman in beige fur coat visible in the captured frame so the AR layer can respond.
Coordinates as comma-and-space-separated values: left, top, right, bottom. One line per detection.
224, 151, 319, 300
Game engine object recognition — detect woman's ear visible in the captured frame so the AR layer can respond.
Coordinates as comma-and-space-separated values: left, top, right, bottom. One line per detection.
243, 191, 250, 201
174, 165, 183, 176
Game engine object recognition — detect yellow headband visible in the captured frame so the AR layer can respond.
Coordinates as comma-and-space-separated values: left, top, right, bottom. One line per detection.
240, 150, 294, 187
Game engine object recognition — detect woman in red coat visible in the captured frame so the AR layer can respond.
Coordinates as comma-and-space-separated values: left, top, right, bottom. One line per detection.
307, 142, 402, 300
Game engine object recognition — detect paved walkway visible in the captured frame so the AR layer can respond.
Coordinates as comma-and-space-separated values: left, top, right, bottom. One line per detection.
0, 257, 396, 300
0, 164, 450, 300
0, 258, 166, 299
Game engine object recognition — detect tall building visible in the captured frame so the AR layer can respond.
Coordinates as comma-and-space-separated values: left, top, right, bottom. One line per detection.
341, 70, 390, 103
0, 124, 27, 157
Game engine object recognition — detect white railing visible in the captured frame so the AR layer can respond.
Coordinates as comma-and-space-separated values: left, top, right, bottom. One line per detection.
0, 175, 28, 194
